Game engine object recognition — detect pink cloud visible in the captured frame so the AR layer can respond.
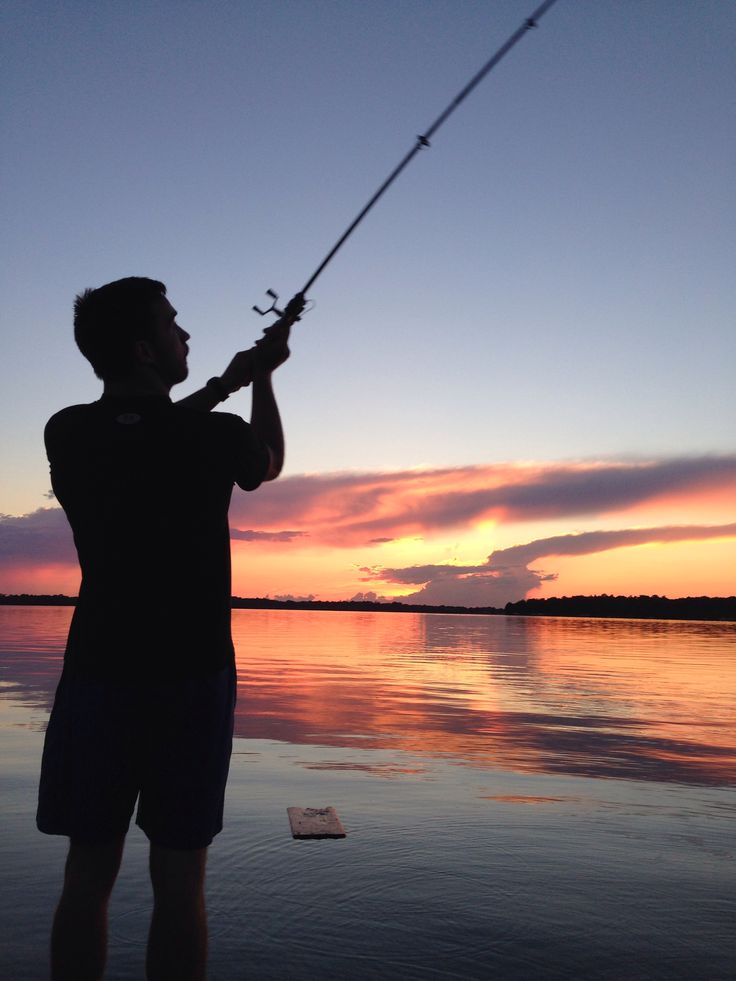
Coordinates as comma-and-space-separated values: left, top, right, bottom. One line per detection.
229, 455, 736, 545
487, 523, 736, 569
2, 455, 734, 600
230, 529, 307, 542
0, 508, 75, 565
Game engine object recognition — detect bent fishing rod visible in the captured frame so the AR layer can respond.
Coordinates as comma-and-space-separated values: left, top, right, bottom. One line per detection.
253, 0, 560, 322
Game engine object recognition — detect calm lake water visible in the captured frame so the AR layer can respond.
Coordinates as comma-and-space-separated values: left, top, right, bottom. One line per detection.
1, 606, 734, 980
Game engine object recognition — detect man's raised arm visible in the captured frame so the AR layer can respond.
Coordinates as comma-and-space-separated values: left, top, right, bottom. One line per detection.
176, 295, 304, 478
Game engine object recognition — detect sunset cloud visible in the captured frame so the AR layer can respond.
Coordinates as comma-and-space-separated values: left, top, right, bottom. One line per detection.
229, 455, 736, 546
369, 522, 736, 607
1, 454, 734, 603
0, 508, 74, 565
230, 529, 307, 542
487, 523, 736, 570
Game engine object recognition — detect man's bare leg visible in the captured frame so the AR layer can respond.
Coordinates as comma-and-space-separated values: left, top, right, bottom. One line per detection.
51, 835, 126, 981
146, 843, 208, 981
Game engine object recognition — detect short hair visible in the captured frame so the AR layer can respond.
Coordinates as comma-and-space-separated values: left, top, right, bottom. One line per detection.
73, 277, 167, 380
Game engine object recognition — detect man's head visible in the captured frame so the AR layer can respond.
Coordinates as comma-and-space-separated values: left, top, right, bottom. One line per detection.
74, 277, 190, 387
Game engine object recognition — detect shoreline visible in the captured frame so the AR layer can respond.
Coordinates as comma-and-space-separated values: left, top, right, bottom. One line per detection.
1, 593, 734, 623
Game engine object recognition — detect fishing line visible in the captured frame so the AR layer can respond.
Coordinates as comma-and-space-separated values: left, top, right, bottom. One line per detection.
253, 0, 560, 319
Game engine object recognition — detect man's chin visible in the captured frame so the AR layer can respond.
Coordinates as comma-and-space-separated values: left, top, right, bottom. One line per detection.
167, 366, 189, 389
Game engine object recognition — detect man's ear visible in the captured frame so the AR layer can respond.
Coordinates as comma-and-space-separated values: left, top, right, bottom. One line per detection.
134, 338, 156, 365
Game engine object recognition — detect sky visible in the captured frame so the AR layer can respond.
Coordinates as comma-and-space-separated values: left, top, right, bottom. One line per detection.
1, 0, 734, 605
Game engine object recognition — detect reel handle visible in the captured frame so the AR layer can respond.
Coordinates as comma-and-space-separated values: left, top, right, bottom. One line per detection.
253, 288, 283, 317
252, 290, 307, 321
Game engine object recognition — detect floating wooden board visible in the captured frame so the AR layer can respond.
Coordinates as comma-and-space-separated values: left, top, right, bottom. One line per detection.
287, 806, 346, 839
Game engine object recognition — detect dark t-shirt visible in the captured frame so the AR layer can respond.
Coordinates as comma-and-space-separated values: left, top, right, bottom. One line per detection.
45, 394, 270, 680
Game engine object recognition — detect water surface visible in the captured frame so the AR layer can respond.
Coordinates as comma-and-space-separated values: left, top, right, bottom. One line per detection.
1, 607, 734, 979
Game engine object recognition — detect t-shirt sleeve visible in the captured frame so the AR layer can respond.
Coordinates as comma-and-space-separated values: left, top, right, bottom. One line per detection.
44, 406, 78, 460
44, 405, 86, 493
213, 412, 271, 491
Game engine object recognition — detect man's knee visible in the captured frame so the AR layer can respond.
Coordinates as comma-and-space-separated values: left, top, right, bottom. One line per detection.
63, 836, 126, 900
149, 844, 207, 905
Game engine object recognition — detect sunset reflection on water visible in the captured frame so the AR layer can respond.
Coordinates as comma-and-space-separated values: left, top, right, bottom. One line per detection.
230, 609, 735, 787
1, 606, 734, 787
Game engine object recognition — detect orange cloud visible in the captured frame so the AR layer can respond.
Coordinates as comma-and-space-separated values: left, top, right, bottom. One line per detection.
2, 454, 734, 603
367, 522, 736, 606
544, 538, 736, 600
228, 455, 736, 546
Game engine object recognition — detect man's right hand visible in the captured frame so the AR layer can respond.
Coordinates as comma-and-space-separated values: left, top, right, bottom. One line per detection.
219, 348, 258, 394
220, 293, 305, 393
252, 292, 305, 375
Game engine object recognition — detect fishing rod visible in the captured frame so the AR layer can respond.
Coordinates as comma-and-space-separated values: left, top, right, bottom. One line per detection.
253, 0, 560, 321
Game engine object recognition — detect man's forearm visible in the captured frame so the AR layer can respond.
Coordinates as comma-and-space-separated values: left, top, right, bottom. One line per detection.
175, 381, 227, 412
250, 371, 284, 479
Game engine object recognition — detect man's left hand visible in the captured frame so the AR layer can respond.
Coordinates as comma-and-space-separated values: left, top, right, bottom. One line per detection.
218, 293, 305, 394
253, 292, 305, 374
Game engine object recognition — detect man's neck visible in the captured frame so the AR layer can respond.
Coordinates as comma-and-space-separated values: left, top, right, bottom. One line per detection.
103, 371, 172, 399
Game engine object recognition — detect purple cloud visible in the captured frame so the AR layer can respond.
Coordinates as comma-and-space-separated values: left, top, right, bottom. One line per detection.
0, 508, 75, 565
228, 455, 736, 544
230, 529, 307, 542
488, 522, 736, 570
2, 456, 734, 599
375, 522, 736, 607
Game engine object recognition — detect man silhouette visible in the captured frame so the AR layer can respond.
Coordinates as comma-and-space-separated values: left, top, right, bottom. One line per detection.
37, 277, 303, 980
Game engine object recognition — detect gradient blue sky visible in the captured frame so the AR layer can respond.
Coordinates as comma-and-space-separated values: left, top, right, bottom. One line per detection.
1, 1, 734, 601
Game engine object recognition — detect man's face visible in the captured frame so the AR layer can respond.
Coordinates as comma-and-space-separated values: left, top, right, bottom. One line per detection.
146, 296, 190, 387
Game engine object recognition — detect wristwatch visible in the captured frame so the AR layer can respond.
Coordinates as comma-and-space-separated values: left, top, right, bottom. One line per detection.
206, 377, 230, 402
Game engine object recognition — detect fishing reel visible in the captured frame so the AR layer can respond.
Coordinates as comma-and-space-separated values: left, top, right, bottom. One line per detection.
252, 289, 310, 321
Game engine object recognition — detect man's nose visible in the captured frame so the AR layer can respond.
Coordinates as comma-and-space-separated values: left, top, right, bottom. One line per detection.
178, 327, 190, 341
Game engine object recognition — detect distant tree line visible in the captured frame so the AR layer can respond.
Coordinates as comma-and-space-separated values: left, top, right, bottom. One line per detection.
503, 594, 736, 622
0, 593, 502, 616
0, 593, 76, 606
1, 593, 734, 622
229, 596, 503, 615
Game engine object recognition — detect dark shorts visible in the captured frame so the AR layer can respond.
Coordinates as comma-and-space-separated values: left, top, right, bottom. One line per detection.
37, 664, 236, 850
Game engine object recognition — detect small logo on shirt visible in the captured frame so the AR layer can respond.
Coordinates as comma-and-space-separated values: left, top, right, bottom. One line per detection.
116, 413, 142, 425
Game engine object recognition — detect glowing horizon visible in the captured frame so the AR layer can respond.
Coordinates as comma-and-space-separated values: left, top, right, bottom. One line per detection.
2, 454, 734, 605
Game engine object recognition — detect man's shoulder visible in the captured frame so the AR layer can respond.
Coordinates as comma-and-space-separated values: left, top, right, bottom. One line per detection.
47, 402, 97, 420
45, 402, 99, 439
